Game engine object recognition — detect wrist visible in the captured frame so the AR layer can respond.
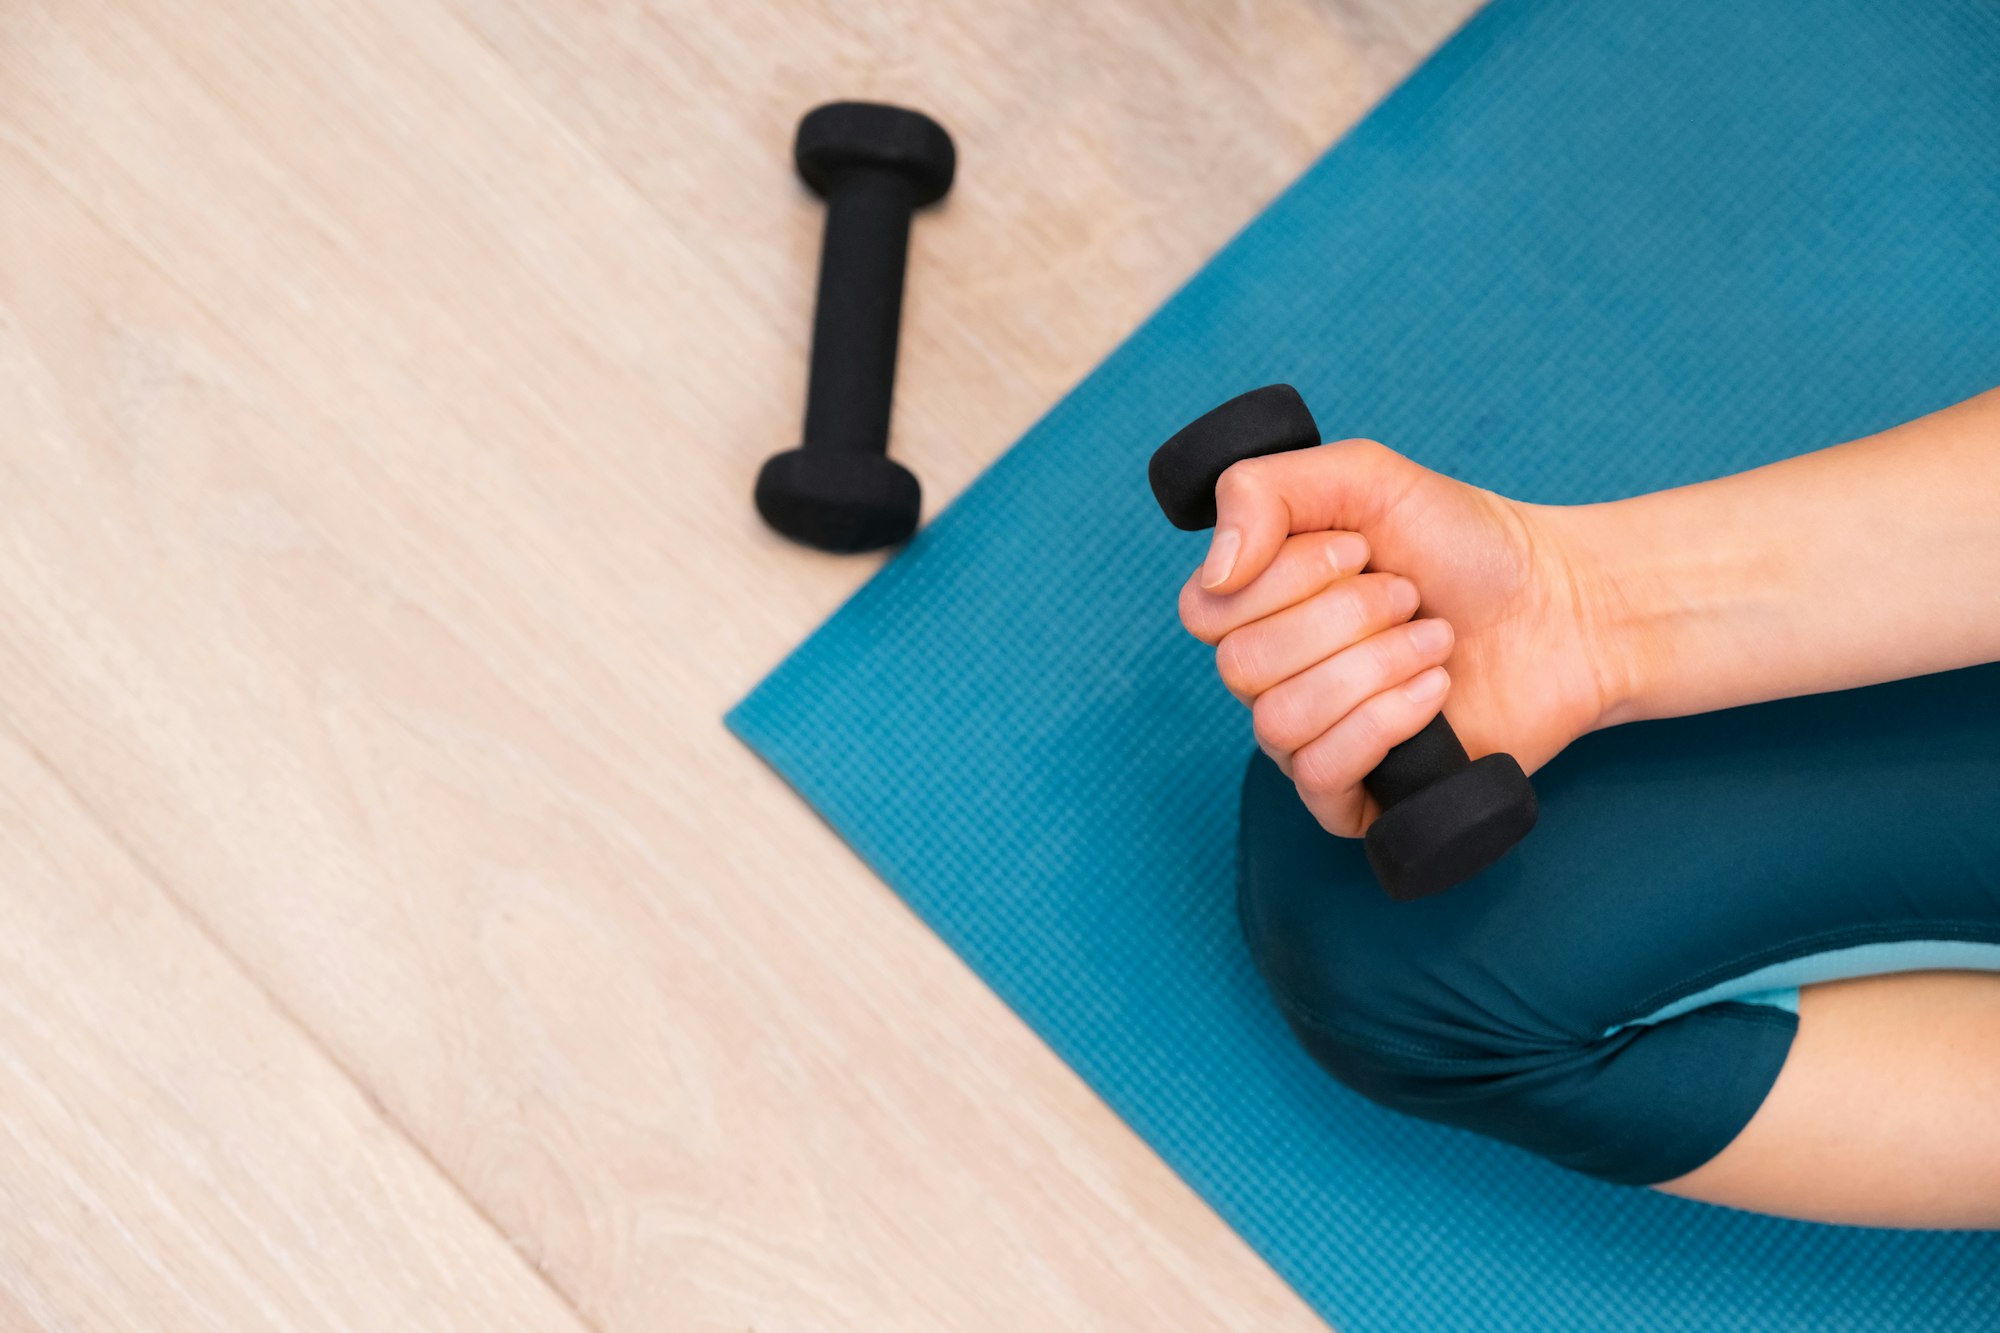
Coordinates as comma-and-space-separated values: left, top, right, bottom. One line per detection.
1539, 498, 1650, 731
1542, 491, 1773, 729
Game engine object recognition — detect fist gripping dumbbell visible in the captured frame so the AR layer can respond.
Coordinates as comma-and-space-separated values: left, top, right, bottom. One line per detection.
1150, 385, 1538, 900
757, 102, 955, 553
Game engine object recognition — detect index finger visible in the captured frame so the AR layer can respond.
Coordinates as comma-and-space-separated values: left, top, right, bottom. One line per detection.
1179, 529, 1371, 644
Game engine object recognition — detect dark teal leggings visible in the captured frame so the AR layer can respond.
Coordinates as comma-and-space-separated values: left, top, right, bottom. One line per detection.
1237, 664, 2000, 1185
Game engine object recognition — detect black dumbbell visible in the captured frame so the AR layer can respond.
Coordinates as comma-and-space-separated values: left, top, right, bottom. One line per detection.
756, 101, 955, 553
1150, 385, 1538, 900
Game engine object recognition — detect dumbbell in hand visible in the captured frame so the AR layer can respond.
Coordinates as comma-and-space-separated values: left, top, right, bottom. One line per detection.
1150, 385, 1538, 900
757, 102, 955, 553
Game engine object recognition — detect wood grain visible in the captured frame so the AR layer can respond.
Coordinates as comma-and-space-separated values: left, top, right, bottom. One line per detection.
0, 1, 1476, 1327
0, 728, 588, 1331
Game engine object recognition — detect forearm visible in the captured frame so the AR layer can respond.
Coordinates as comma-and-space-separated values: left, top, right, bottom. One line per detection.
1556, 387, 2000, 726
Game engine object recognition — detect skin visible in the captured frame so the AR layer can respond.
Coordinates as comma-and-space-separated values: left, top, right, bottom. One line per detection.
1181, 386, 2000, 1226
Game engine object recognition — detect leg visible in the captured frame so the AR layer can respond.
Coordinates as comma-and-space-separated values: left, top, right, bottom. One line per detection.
1661, 971, 2000, 1227
1235, 664, 2000, 1201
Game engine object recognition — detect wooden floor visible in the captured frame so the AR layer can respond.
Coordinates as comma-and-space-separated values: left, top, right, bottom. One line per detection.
0, 2, 1476, 1327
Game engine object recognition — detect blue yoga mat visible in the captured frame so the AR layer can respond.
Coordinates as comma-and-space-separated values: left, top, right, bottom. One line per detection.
731, 0, 2000, 1327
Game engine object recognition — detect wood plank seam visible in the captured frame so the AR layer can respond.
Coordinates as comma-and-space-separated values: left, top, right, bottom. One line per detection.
0, 713, 600, 1332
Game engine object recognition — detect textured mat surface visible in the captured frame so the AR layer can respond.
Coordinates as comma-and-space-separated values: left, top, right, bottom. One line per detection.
730, 0, 2000, 1326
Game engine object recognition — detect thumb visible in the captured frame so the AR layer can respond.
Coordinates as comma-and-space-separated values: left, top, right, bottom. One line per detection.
1201, 439, 1405, 595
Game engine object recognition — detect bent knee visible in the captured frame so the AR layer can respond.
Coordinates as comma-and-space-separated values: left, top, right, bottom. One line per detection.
1235, 752, 1795, 1185
1235, 752, 1544, 1064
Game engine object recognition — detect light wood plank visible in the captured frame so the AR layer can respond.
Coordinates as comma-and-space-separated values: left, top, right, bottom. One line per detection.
0, 727, 588, 1332
0, 1, 1476, 1327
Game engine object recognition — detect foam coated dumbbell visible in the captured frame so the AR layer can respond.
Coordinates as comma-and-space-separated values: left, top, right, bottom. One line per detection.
1150, 385, 1538, 899
756, 101, 955, 553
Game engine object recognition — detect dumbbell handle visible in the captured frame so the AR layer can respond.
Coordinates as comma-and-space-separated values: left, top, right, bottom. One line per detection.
757, 103, 952, 554
1366, 712, 1468, 809
804, 168, 916, 457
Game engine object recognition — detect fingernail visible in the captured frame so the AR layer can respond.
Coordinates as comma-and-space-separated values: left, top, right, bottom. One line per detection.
1394, 579, 1421, 615
1405, 668, 1448, 701
1331, 533, 1368, 574
1201, 528, 1241, 589
1409, 618, 1452, 653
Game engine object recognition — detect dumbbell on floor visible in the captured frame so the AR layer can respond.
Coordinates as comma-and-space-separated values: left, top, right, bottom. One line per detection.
756, 101, 955, 553
1150, 385, 1538, 900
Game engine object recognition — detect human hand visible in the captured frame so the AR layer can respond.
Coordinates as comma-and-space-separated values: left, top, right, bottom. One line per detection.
1177, 438, 1618, 838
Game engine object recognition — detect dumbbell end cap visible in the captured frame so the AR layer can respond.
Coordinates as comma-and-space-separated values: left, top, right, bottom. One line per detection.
796, 102, 956, 205
1363, 752, 1537, 900
756, 448, 921, 553
1150, 385, 1321, 530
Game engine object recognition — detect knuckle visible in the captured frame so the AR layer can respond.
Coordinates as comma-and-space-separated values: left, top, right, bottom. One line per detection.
1214, 633, 1260, 694
1292, 741, 1345, 794
1178, 582, 1216, 642
1344, 702, 1392, 757
1323, 585, 1369, 641
1361, 634, 1403, 685
1337, 436, 1392, 466
1251, 691, 1307, 753
1213, 462, 1260, 509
